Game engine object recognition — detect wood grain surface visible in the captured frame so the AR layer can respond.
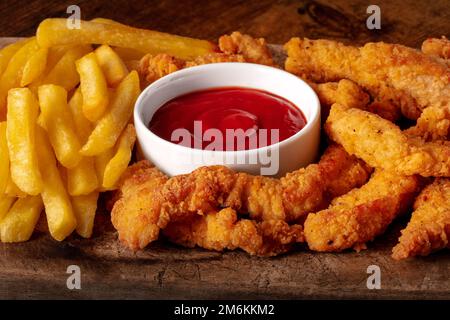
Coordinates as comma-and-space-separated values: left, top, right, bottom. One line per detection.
0, 0, 449, 47
0, 1, 449, 299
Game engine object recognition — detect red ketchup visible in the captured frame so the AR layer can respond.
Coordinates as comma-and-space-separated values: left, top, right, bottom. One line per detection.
148, 87, 306, 151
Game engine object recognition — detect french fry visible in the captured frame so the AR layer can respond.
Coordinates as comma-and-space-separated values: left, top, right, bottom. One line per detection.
6, 88, 43, 195
36, 126, 77, 241
0, 196, 15, 222
38, 45, 92, 92
113, 47, 146, 61
46, 44, 75, 71
80, 71, 140, 156
0, 39, 39, 120
0, 38, 31, 76
71, 192, 99, 238
94, 45, 128, 87
67, 157, 98, 196
0, 122, 9, 194
38, 84, 82, 169
0, 195, 43, 243
95, 147, 115, 188
36, 18, 216, 60
20, 47, 48, 86
76, 52, 109, 121
65, 88, 98, 195
90, 17, 126, 26
4, 176, 27, 198
102, 124, 136, 190
68, 88, 92, 141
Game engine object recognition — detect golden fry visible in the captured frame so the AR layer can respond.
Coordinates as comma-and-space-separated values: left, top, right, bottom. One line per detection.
0, 196, 15, 222
38, 84, 82, 169
95, 45, 128, 87
0, 195, 43, 242
38, 45, 92, 92
71, 192, 99, 238
0, 39, 39, 120
76, 52, 109, 122
102, 124, 136, 190
81, 71, 140, 156
114, 47, 146, 61
67, 157, 98, 196
36, 18, 216, 60
36, 126, 77, 241
95, 147, 115, 188
6, 88, 43, 195
0, 38, 31, 76
0, 122, 9, 194
20, 47, 48, 86
68, 88, 92, 142
4, 176, 27, 198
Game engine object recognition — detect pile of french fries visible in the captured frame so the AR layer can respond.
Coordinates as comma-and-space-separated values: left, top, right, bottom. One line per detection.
0, 18, 215, 243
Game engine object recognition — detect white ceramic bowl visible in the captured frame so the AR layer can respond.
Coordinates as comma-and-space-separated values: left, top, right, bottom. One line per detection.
134, 63, 320, 177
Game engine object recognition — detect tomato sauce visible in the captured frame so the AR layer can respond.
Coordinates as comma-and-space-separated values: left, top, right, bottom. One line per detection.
148, 87, 306, 151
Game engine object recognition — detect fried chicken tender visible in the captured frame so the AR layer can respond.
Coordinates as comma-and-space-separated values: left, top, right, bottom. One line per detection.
111, 161, 169, 250
111, 145, 371, 251
392, 178, 450, 260
285, 38, 450, 129
280, 144, 372, 221
422, 36, 450, 60
138, 53, 185, 86
163, 208, 304, 256
304, 170, 422, 252
311, 79, 400, 122
218, 31, 274, 66
325, 104, 450, 177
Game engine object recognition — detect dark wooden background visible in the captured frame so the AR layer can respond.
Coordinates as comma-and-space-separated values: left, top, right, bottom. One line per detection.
1, 0, 449, 47
0, 0, 449, 300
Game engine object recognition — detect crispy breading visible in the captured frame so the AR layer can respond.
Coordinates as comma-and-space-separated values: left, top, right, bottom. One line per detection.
219, 31, 274, 66
392, 178, 450, 260
422, 36, 450, 60
280, 144, 372, 221
138, 53, 185, 86
285, 38, 450, 129
110, 161, 169, 250
304, 170, 422, 252
311, 79, 400, 122
325, 104, 450, 177
163, 207, 304, 256
111, 145, 371, 250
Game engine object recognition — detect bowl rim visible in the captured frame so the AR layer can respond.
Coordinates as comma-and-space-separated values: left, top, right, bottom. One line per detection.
134, 62, 320, 156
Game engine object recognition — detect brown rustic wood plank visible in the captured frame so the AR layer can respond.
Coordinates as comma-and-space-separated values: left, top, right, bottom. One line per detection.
0, 0, 449, 47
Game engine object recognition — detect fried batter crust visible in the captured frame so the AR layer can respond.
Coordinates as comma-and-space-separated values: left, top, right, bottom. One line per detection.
392, 178, 450, 260
304, 170, 422, 252
325, 104, 450, 177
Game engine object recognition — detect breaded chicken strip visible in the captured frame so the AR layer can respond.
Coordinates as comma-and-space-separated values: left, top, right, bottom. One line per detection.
311, 79, 400, 122
304, 170, 422, 252
422, 36, 450, 60
163, 208, 304, 256
392, 178, 450, 260
285, 38, 450, 132
111, 161, 169, 250
218, 31, 275, 66
325, 104, 450, 177
111, 145, 371, 250
138, 52, 245, 86
279, 144, 372, 221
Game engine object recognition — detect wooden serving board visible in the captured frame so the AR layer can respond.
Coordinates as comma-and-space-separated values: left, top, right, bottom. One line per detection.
0, 38, 449, 300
